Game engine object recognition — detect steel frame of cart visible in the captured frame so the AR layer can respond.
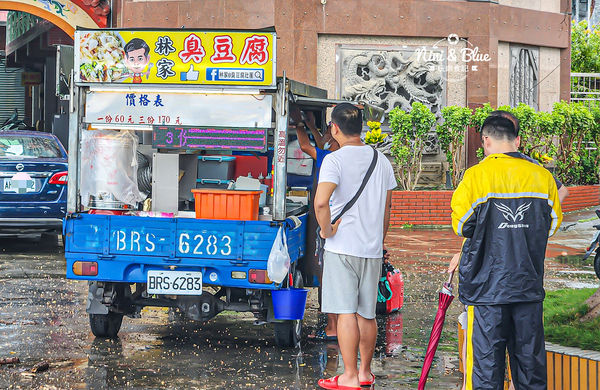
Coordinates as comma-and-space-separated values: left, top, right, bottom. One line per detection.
63, 28, 338, 347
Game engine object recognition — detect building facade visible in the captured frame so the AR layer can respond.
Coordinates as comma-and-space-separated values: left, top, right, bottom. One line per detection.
114, 0, 571, 111
1, 0, 571, 166
116, 0, 571, 167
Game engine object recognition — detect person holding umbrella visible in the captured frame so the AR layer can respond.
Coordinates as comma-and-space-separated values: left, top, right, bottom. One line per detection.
452, 109, 570, 390
448, 114, 562, 389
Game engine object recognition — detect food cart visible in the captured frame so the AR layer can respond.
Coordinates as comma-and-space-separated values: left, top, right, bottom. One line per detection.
64, 28, 342, 347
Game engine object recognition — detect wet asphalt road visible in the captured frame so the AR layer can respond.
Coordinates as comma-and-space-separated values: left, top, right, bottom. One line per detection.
1, 211, 599, 389
0, 234, 464, 389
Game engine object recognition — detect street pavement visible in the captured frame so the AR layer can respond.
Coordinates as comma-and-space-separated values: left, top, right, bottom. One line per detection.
0, 208, 598, 389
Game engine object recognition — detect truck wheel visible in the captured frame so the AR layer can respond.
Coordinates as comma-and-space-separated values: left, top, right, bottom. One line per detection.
89, 312, 123, 338
594, 252, 600, 280
274, 270, 304, 348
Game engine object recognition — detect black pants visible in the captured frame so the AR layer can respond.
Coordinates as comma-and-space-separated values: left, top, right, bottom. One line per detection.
298, 178, 321, 305
464, 302, 546, 390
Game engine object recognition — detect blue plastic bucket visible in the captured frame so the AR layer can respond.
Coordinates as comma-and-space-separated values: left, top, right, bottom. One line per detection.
272, 288, 308, 320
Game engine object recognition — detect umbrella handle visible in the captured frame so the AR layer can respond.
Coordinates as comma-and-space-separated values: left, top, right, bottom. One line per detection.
443, 271, 455, 293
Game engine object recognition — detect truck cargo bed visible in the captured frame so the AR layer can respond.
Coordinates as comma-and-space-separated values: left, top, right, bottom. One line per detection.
64, 213, 307, 289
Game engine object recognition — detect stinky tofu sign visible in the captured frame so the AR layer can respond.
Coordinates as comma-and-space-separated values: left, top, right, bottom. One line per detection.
74, 29, 276, 87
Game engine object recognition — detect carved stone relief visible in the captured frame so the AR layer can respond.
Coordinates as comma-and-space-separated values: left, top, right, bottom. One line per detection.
509, 45, 539, 109
336, 45, 447, 119
423, 133, 440, 155
336, 44, 445, 185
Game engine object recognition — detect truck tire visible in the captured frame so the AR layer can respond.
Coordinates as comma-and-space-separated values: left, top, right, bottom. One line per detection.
594, 251, 600, 280
274, 270, 304, 348
89, 312, 123, 338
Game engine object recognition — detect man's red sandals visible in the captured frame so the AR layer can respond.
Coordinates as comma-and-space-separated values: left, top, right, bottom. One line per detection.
359, 373, 375, 386
317, 375, 361, 390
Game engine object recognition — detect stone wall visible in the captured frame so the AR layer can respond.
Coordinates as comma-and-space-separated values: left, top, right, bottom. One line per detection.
539, 47, 562, 112
497, 42, 511, 107
497, 43, 561, 112
316, 35, 467, 108
499, 0, 561, 13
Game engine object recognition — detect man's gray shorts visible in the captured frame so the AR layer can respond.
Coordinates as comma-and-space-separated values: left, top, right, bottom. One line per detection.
321, 250, 382, 319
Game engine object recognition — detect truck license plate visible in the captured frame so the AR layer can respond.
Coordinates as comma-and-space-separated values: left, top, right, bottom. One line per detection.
147, 270, 202, 295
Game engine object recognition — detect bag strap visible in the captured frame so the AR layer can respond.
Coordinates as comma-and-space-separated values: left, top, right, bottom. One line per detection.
332, 148, 378, 224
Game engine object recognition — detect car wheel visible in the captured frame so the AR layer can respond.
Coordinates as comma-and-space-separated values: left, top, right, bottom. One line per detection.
274, 270, 304, 348
89, 312, 124, 338
594, 251, 600, 281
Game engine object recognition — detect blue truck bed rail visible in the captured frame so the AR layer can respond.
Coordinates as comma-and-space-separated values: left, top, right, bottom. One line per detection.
64, 213, 307, 289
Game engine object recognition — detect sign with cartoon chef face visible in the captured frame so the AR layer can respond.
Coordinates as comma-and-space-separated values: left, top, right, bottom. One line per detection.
75, 29, 276, 87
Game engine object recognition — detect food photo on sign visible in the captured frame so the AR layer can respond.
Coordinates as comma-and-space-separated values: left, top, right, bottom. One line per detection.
75, 30, 276, 86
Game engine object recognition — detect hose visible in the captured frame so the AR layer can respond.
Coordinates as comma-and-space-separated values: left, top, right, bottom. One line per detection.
137, 165, 152, 195
137, 152, 149, 168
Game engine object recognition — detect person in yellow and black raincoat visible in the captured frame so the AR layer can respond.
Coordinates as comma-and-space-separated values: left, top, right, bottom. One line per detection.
449, 114, 562, 390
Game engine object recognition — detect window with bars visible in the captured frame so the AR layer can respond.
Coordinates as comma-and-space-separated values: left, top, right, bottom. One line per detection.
573, 0, 590, 21
509, 45, 539, 110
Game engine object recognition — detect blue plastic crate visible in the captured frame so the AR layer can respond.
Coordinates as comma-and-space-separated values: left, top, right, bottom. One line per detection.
197, 155, 236, 180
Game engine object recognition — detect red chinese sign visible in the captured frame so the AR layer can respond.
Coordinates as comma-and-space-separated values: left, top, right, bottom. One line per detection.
240, 35, 270, 65
211, 35, 237, 63
178, 33, 206, 63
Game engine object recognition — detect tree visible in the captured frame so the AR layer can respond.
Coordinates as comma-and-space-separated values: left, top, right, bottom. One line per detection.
437, 106, 471, 188
571, 20, 600, 73
389, 102, 436, 190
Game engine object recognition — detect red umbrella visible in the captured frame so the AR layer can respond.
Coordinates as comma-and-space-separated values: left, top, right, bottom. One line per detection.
418, 272, 455, 390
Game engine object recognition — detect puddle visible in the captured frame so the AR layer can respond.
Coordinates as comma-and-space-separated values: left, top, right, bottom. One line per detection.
549, 279, 600, 289
565, 281, 600, 288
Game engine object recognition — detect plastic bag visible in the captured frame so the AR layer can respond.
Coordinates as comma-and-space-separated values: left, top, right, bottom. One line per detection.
267, 226, 290, 284
80, 130, 145, 208
287, 139, 313, 176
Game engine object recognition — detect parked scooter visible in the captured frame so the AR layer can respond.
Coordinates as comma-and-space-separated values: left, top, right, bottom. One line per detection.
582, 209, 600, 280
0, 109, 29, 130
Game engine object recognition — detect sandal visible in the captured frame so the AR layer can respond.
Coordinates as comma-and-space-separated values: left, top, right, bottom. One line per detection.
360, 373, 375, 386
308, 329, 338, 342
318, 375, 361, 390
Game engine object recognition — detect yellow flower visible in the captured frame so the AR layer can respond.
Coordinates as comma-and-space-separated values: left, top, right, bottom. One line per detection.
365, 127, 387, 144
367, 121, 381, 131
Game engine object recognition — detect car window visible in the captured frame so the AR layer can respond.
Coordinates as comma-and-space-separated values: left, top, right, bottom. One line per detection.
0, 136, 62, 158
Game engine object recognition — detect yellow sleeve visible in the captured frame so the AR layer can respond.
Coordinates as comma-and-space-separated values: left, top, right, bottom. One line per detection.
451, 168, 477, 238
547, 173, 563, 237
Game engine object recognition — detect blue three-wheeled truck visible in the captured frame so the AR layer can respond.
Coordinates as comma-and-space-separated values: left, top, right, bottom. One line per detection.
64, 28, 361, 347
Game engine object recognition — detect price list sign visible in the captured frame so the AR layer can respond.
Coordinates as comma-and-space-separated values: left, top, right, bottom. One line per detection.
152, 126, 267, 152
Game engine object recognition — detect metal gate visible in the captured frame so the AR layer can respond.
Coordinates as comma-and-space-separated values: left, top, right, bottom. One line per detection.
0, 58, 25, 124
571, 72, 600, 105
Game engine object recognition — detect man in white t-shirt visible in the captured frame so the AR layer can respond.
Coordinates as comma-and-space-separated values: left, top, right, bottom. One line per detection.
315, 103, 397, 390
